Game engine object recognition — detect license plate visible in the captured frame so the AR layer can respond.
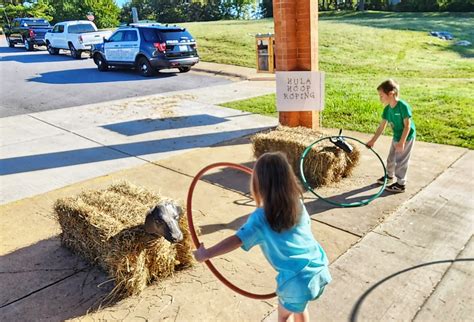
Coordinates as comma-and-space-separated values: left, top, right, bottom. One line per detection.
179, 45, 188, 52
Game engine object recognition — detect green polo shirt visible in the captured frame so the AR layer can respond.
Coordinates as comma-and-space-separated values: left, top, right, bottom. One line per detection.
382, 99, 416, 142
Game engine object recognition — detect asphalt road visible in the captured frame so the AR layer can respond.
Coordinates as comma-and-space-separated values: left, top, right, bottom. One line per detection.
0, 36, 233, 118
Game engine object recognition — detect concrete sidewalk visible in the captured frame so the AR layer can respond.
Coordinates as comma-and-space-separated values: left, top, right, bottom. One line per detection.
1, 129, 471, 321
1, 62, 473, 321
265, 150, 474, 321
0, 79, 276, 205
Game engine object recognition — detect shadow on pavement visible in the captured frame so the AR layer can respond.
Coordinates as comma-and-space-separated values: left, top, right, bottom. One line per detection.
200, 161, 255, 196
0, 128, 269, 175
198, 213, 250, 236
196, 160, 256, 235
305, 183, 392, 215
0, 237, 112, 321
27, 67, 176, 84
0, 46, 31, 54
0, 52, 75, 63
102, 114, 229, 136
349, 258, 474, 322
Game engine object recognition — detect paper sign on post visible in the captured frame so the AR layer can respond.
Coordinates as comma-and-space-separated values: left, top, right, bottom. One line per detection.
276, 71, 325, 111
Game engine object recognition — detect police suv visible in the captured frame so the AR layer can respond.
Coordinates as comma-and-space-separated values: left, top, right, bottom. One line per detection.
91, 23, 199, 76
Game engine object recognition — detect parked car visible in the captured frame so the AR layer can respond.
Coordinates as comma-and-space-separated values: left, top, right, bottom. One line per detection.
91, 23, 199, 77
45, 21, 113, 59
4, 18, 52, 51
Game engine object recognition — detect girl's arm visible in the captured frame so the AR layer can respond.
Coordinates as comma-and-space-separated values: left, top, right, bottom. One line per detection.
367, 119, 387, 147
193, 235, 243, 262
395, 118, 411, 151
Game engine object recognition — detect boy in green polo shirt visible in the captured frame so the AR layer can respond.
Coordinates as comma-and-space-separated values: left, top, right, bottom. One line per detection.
367, 79, 416, 193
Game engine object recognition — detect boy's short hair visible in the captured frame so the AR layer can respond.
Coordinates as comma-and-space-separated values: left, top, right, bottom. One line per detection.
377, 79, 399, 97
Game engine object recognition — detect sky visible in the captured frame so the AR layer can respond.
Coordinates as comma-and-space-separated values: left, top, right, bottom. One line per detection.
115, 0, 128, 7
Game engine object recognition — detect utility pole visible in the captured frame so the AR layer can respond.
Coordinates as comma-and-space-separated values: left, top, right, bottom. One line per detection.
273, 0, 321, 129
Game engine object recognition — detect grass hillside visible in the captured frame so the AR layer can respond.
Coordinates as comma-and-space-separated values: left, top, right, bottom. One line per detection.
182, 12, 474, 148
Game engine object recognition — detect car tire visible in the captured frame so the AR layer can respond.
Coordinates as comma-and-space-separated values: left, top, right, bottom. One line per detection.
178, 66, 191, 73
6, 37, 15, 48
69, 43, 81, 59
47, 42, 59, 55
24, 38, 34, 51
137, 57, 155, 77
94, 54, 108, 72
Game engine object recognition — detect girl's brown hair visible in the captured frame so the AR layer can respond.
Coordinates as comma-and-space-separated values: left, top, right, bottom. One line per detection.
377, 79, 400, 97
251, 152, 303, 233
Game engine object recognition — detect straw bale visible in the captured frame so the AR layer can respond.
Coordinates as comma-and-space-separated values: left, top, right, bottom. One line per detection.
251, 126, 360, 187
54, 182, 193, 298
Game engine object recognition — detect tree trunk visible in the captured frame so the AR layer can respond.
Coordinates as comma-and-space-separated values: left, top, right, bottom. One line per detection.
358, 0, 365, 10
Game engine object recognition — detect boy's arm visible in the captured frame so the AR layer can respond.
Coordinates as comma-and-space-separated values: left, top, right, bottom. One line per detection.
395, 118, 411, 151
367, 119, 387, 148
193, 235, 243, 262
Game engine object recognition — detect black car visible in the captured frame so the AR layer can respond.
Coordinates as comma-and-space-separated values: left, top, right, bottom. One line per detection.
4, 18, 52, 51
91, 23, 199, 76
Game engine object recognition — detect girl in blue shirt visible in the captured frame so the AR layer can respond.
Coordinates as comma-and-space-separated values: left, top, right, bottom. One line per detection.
194, 152, 331, 322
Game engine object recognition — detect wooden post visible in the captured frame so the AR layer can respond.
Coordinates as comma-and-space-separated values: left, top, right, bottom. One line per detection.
273, 0, 319, 130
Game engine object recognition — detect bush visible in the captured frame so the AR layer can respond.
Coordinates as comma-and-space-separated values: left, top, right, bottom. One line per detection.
260, 0, 273, 17
396, 0, 474, 11
443, 0, 474, 11
121, 1, 239, 24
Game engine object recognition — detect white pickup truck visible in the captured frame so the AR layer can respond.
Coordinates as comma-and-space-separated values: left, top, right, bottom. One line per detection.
45, 20, 113, 59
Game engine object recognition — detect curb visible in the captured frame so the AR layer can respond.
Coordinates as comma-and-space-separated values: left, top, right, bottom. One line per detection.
192, 66, 249, 80
248, 75, 276, 81
192, 65, 275, 82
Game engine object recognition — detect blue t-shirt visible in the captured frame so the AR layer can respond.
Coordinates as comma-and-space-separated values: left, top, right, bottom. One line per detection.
236, 204, 331, 302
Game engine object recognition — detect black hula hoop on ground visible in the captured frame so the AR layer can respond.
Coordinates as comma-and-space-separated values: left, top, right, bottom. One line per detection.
299, 136, 387, 208
186, 162, 277, 300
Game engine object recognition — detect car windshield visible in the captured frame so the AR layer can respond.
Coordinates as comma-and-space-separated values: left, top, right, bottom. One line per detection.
68, 24, 96, 34
22, 20, 50, 27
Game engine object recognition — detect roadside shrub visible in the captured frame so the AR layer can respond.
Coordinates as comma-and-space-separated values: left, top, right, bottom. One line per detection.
396, 0, 474, 11
397, 0, 439, 11
443, 0, 474, 11
260, 0, 273, 17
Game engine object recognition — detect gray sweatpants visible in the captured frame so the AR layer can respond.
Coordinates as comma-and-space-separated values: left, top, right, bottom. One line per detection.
386, 139, 415, 186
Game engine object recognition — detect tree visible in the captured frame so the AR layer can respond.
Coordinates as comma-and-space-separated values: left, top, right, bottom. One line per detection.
260, 0, 273, 18
28, 0, 54, 21
49, 0, 120, 28
230, 0, 254, 19
120, 0, 158, 23
0, 0, 24, 5
82, 0, 120, 28
1, 0, 53, 24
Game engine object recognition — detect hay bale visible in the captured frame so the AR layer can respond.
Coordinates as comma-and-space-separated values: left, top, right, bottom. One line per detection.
54, 181, 193, 298
251, 126, 360, 187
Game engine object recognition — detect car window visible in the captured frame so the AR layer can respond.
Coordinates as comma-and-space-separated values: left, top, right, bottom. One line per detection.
123, 30, 138, 42
54, 25, 64, 33
22, 19, 50, 27
108, 31, 125, 42
68, 24, 96, 34
142, 28, 160, 42
157, 30, 194, 42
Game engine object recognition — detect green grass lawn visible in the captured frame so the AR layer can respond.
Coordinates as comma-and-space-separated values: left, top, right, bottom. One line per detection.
181, 12, 474, 149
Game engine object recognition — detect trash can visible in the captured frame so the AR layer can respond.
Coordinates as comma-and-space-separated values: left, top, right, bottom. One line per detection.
256, 33, 275, 73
